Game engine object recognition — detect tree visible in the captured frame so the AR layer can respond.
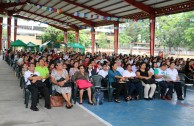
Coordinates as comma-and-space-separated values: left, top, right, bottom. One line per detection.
41, 27, 61, 43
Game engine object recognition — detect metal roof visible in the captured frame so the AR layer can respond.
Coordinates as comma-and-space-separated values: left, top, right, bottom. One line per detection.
1, 0, 194, 31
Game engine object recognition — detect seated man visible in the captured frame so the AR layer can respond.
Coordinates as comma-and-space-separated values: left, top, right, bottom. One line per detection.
98, 64, 108, 87
35, 57, 52, 95
154, 63, 174, 100
24, 63, 51, 111
167, 62, 184, 100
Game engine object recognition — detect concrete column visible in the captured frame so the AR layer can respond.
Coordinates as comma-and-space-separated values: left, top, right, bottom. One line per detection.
64, 31, 67, 43
114, 22, 119, 54
0, 14, 3, 54
7, 14, 11, 48
14, 19, 17, 41
91, 27, 95, 55
75, 30, 79, 42
150, 14, 155, 57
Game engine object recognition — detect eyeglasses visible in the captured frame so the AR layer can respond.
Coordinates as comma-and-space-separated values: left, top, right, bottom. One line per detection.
80, 68, 84, 69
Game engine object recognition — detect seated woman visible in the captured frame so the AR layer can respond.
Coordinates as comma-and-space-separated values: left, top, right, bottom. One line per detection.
86, 61, 98, 78
73, 65, 93, 105
136, 62, 156, 100
149, 62, 158, 75
184, 60, 194, 79
51, 61, 73, 109
108, 62, 130, 103
122, 64, 142, 100
69, 61, 79, 79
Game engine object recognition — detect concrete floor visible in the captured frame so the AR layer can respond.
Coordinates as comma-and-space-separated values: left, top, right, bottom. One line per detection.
0, 57, 107, 126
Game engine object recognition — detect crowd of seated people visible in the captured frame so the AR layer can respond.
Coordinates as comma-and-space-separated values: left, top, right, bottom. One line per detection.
3, 50, 194, 110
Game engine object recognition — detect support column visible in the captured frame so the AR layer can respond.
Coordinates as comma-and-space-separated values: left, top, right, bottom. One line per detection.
14, 19, 17, 41
64, 31, 67, 43
114, 22, 119, 54
75, 30, 79, 42
150, 14, 155, 57
91, 27, 95, 55
0, 14, 3, 55
7, 15, 11, 48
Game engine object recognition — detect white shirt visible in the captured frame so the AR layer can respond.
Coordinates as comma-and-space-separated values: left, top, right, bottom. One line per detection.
117, 66, 124, 75
149, 68, 154, 75
132, 65, 138, 73
166, 68, 178, 81
157, 62, 161, 67
122, 70, 136, 78
128, 60, 133, 65
24, 70, 40, 85
98, 69, 108, 78
154, 68, 167, 82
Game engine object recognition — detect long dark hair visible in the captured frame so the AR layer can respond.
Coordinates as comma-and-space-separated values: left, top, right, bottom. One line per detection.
110, 62, 117, 71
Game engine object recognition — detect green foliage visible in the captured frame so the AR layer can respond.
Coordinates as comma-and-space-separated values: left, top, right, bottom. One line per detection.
156, 12, 194, 50
41, 27, 61, 43
79, 30, 90, 47
96, 33, 109, 48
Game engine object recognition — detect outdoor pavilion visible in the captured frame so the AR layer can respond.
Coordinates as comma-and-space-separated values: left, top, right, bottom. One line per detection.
0, 0, 194, 56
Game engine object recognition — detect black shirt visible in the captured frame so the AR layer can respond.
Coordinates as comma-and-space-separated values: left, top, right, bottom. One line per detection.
137, 69, 149, 77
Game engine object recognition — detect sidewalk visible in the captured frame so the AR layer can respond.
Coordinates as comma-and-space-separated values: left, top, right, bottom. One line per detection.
0, 57, 107, 126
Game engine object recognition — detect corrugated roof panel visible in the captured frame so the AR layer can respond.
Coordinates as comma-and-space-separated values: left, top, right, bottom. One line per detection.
29, 7, 39, 12
143, 0, 166, 5
67, 7, 83, 13
23, 5, 32, 10
109, 6, 136, 14
84, 0, 106, 6
41, 11, 52, 16
35, 9, 45, 15
115, 9, 141, 16
46, 0, 62, 7
54, 14, 65, 20
76, 0, 90, 4
48, 13, 59, 18
100, 2, 130, 12
55, 2, 68, 9
61, 4, 76, 11
93, 0, 122, 9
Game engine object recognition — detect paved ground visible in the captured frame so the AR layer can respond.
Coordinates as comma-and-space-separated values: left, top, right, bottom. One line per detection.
0, 56, 107, 126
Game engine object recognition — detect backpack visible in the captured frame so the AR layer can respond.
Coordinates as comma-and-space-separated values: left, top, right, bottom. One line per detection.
93, 89, 104, 105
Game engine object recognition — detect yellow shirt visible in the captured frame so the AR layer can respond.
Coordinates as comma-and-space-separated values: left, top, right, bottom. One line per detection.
35, 66, 49, 79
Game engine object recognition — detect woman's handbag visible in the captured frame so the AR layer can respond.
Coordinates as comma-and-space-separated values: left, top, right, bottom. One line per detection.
142, 78, 155, 84
129, 78, 140, 84
57, 77, 72, 87
76, 79, 92, 89
50, 95, 63, 107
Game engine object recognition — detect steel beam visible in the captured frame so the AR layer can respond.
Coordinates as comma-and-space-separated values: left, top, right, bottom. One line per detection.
1, 2, 26, 8
63, 0, 113, 17
123, 0, 155, 14
27, 1, 95, 27
20, 10, 79, 30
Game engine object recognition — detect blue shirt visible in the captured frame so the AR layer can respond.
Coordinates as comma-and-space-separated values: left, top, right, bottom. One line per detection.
108, 69, 122, 84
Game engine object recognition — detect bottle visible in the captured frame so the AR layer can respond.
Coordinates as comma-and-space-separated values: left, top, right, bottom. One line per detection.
97, 97, 100, 105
